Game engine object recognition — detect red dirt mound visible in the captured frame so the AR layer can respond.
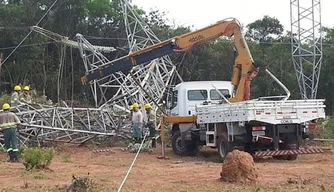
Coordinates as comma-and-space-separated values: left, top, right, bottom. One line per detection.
220, 150, 258, 183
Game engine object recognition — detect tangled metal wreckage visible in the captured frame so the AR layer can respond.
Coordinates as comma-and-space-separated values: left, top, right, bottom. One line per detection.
0, 0, 180, 147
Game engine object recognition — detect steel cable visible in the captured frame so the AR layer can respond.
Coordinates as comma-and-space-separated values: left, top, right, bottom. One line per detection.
1, 0, 59, 66
117, 129, 149, 192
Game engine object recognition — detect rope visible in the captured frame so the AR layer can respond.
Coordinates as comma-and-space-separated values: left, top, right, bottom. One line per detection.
117, 130, 149, 192
1, 0, 59, 66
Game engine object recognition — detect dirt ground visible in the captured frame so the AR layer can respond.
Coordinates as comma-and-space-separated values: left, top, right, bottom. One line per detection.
0, 145, 334, 192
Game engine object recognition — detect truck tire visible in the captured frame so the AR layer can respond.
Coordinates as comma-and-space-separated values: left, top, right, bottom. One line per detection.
172, 130, 198, 156
218, 135, 229, 162
273, 155, 287, 160
286, 143, 298, 161
272, 143, 298, 161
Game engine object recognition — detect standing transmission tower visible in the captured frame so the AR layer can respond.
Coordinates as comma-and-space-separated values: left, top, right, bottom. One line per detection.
290, 0, 323, 99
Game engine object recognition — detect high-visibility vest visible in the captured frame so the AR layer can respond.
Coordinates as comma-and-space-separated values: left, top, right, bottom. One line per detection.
0, 111, 21, 129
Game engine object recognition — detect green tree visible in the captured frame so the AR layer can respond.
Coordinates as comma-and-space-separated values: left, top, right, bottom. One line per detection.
246, 15, 284, 42
318, 27, 334, 114
0, 1, 333, 116
245, 16, 292, 99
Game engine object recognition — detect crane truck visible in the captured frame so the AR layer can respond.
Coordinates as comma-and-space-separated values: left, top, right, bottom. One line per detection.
81, 18, 326, 161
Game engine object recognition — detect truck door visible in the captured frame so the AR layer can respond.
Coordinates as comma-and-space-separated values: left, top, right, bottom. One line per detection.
170, 90, 179, 116
186, 89, 208, 115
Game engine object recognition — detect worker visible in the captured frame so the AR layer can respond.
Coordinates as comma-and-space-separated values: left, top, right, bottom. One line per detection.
219, 94, 231, 104
131, 103, 143, 143
21, 85, 32, 104
144, 103, 156, 148
0, 103, 21, 162
129, 105, 134, 121
10, 85, 22, 107
244, 67, 260, 100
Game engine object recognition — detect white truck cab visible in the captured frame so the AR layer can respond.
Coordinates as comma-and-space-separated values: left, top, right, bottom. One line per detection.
170, 81, 234, 116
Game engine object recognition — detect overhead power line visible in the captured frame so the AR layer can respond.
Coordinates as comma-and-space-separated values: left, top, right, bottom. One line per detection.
0, 0, 59, 67
1, 39, 333, 51
0, 41, 59, 50
0, 27, 30, 30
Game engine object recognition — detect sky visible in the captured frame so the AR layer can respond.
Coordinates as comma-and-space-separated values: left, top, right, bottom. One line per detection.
132, 0, 334, 32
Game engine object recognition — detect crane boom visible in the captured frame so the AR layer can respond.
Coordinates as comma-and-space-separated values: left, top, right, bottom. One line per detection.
81, 18, 257, 102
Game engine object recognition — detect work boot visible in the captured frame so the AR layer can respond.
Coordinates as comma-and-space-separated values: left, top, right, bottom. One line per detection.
7, 151, 14, 162
12, 151, 19, 163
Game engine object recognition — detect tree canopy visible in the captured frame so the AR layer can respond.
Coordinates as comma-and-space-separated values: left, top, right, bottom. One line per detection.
0, 1, 333, 115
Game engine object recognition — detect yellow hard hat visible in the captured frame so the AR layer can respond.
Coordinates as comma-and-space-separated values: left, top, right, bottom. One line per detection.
23, 86, 30, 91
129, 105, 134, 110
14, 85, 21, 91
144, 103, 151, 109
2, 103, 10, 110
132, 103, 139, 108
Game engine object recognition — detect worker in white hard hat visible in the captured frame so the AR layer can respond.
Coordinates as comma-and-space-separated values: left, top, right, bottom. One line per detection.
0, 103, 21, 162
144, 103, 156, 148
131, 103, 143, 143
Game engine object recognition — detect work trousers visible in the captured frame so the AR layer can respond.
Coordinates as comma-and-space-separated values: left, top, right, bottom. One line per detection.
146, 122, 156, 148
132, 123, 142, 139
3, 128, 18, 153
146, 122, 156, 137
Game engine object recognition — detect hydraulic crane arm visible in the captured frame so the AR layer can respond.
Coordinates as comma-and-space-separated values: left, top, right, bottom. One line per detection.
81, 18, 257, 102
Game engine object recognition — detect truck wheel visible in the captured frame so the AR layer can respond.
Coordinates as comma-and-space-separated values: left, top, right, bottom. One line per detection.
286, 143, 298, 161
218, 135, 229, 162
272, 143, 298, 161
172, 131, 198, 156
273, 155, 287, 160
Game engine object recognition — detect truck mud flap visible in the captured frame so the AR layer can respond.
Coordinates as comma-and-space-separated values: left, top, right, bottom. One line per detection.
255, 148, 324, 157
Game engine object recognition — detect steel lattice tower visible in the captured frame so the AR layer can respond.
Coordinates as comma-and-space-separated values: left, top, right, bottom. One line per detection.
79, 0, 181, 110
0, 0, 182, 148
106, 0, 182, 109
290, 0, 323, 99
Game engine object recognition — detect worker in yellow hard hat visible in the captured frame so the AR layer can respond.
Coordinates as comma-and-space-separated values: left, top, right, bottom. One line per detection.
10, 85, 22, 107
144, 103, 156, 148
131, 102, 143, 143
128, 105, 134, 121
0, 103, 21, 162
21, 85, 32, 104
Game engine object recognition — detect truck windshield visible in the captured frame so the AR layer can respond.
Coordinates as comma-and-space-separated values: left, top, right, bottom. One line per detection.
210, 89, 230, 100
188, 90, 208, 101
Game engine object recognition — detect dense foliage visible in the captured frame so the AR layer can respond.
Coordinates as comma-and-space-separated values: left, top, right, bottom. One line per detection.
0, 0, 333, 114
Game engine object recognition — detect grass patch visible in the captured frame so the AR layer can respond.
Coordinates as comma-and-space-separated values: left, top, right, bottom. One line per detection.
324, 117, 334, 138
66, 174, 99, 192
308, 117, 334, 139
32, 171, 48, 179
62, 154, 71, 162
